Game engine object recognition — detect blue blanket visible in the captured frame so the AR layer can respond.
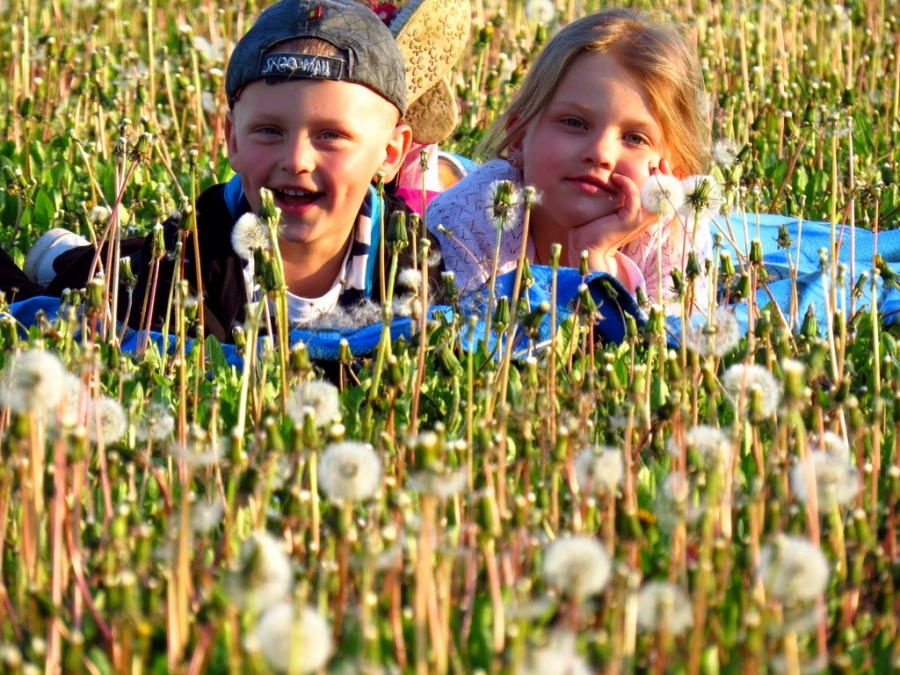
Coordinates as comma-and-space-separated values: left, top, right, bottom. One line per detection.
6, 214, 898, 364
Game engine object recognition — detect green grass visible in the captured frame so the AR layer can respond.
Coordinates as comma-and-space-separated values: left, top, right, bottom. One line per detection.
0, 0, 898, 673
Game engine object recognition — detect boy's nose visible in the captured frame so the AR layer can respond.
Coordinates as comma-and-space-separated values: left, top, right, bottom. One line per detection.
282, 136, 315, 173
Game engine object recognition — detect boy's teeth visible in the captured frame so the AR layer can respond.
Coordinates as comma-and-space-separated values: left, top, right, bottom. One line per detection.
279, 188, 312, 197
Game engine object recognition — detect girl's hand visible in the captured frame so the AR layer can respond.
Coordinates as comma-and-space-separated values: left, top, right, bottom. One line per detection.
566, 159, 673, 269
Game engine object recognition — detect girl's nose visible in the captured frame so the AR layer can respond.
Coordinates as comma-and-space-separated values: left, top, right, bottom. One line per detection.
586, 133, 615, 168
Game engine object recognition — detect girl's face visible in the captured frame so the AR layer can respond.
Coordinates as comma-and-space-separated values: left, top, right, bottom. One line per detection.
508, 51, 668, 238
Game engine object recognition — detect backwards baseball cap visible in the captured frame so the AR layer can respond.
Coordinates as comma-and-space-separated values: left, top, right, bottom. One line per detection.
226, 0, 407, 114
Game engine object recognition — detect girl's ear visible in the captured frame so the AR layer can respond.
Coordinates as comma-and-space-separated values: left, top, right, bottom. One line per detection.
377, 122, 413, 183
506, 131, 525, 167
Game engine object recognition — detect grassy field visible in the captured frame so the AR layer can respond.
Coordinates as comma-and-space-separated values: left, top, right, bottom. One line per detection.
0, 0, 899, 673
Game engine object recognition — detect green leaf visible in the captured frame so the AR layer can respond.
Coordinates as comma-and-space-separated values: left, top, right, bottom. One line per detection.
33, 188, 54, 228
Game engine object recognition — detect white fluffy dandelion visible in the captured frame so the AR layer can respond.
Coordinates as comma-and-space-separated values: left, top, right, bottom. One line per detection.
683, 307, 741, 357
654, 472, 703, 531
0, 349, 67, 414
521, 630, 592, 675
397, 268, 422, 290
679, 174, 726, 221
318, 441, 382, 502
167, 424, 222, 467
675, 425, 732, 470
231, 213, 270, 261
790, 451, 858, 513
487, 179, 520, 232
722, 363, 781, 418
88, 396, 127, 444
636, 581, 694, 635
190, 498, 224, 533
229, 531, 293, 611
640, 173, 686, 216
59, 373, 87, 427
286, 380, 340, 428
524, 0, 556, 24
712, 138, 739, 168
812, 431, 851, 463
253, 602, 333, 674
136, 401, 175, 441
542, 535, 611, 600
758, 535, 830, 602
408, 466, 468, 499
573, 445, 623, 496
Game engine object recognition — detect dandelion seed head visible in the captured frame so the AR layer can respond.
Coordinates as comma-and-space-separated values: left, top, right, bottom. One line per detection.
229, 531, 293, 611
190, 498, 224, 533
677, 425, 732, 469
201, 91, 218, 114
521, 630, 591, 675
524, 0, 556, 24
231, 213, 270, 261
90, 205, 111, 224
722, 363, 781, 417
487, 180, 520, 231
712, 138, 739, 167
318, 441, 382, 502
392, 295, 417, 318
640, 173, 686, 216
758, 535, 830, 602
397, 268, 422, 290
679, 174, 726, 221
88, 396, 127, 444
0, 349, 67, 414
683, 307, 741, 357
654, 472, 703, 531
542, 535, 611, 599
812, 430, 851, 463
136, 401, 175, 441
636, 581, 694, 635
59, 373, 87, 427
790, 451, 858, 512
167, 424, 222, 467
573, 445, 623, 495
408, 466, 468, 499
286, 380, 340, 428
254, 603, 332, 674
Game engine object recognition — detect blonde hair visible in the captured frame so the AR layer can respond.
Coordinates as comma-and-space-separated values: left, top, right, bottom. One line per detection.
480, 8, 709, 176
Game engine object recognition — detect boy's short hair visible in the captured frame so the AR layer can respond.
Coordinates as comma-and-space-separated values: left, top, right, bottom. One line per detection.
226, 0, 407, 115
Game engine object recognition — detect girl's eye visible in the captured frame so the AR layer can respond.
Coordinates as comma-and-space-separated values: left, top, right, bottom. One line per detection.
561, 117, 587, 130
625, 133, 648, 146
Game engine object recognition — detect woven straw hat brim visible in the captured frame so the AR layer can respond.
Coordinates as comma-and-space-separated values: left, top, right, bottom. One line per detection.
404, 76, 458, 144
390, 0, 470, 107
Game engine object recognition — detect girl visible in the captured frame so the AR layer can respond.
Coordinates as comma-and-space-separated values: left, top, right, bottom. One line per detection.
426, 8, 712, 311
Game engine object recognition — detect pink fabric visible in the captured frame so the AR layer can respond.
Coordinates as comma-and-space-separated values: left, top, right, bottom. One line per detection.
395, 186, 441, 215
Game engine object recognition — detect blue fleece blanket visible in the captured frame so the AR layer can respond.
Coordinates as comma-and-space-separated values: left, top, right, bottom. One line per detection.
6, 214, 898, 364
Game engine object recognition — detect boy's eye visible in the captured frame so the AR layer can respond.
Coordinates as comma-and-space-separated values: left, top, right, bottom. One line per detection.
319, 130, 343, 141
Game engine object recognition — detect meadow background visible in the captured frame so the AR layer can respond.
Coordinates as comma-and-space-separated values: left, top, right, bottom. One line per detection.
0, 0, 898, 672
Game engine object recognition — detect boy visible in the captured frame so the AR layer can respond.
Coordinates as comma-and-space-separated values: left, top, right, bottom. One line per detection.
6, 0, 440, 342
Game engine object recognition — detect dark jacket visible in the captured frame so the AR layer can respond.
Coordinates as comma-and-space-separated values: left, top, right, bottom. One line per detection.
16, 181, 442, 343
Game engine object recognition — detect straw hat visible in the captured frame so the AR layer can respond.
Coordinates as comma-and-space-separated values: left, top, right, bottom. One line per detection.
388, 0, 470, 143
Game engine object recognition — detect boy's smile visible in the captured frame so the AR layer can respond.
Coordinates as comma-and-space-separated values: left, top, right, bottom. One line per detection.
509, 51, 668, 239
225, 77, 409, 293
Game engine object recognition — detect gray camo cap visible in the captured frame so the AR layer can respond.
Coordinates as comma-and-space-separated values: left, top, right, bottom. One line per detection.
226, 0, 407, 114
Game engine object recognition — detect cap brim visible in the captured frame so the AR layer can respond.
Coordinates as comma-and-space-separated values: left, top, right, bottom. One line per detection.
405, 77, 458, 144
391, 0, 470, 105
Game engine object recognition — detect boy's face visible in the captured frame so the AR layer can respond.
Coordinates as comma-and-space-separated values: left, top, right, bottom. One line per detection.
226, 78, 410, 251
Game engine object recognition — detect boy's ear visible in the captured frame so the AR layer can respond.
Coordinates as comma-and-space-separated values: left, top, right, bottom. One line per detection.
224, 111, 238, 162
376, 122, 413, 183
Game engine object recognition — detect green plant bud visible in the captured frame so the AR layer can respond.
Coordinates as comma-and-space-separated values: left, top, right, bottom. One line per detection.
64, 632, 84, 674
290, 341, 310, 372
493, 296, 510, 333
553, 426, 569, 463
625, 314, 638, 339
522, 301, 549, 338
264, 416, 284, 453
631, 364, 647, 398
130, 132, 153, 160
477, 489, 501, 538
231, 325, 246, 354
485, 70, 499, 90
119, 256, 137, 291
387, 354, 404, 386
513, 495, 529, 528
719, 251, 736, 277
338, 338, 353, 362
521, 256, 534, 288
386, 211, 408, 254
646, 305, 665, 335
442, 271, 458, 302
436, 344, 463, 378
887, 465, 900, 500
670, 268, 684, 294
85, 276, 105, 317
734, 273, 751, 300
18, 96, 33, 117
257, 187, 278, 223
524, 356, 539, 388
579, 250, 590, 276
535, 22, 548, 44
685, 251, 702, 279
549, 243, 562, 269
777, 224, 793, 249
577, 284, 598, 317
